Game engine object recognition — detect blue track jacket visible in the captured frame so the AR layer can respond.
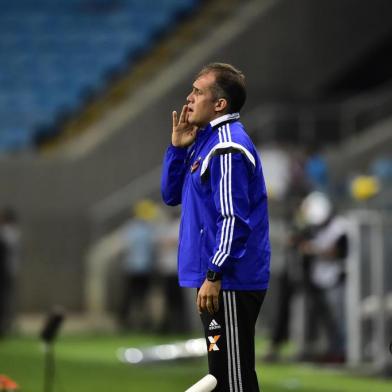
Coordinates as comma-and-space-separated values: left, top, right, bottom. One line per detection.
161, 113, 270, 290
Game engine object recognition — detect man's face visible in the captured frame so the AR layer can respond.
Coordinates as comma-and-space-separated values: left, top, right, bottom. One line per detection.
186, 72, 221, 127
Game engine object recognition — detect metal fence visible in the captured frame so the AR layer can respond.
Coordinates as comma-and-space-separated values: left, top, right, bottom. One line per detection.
346, 209, 392, 372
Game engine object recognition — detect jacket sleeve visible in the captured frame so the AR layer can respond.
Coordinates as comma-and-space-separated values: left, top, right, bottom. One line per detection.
161, 145, 188, 206
207, 149, 255, 273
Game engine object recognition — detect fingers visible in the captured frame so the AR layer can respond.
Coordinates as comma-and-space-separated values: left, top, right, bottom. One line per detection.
213, 295, 219, 314
207, 297, 214, 315
198, 280, 221, 315
197, 292, 203, 314
184, 106, 190, 123
197, 293, 219, 315
207, 295, 219, 315
190, 127, 197, 138
172, 111, 178, 128
173, 105, 188, 129
178, 105, 188, 124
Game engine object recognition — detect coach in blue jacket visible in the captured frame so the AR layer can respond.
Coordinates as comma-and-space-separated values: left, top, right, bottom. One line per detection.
161, 63, 270, 392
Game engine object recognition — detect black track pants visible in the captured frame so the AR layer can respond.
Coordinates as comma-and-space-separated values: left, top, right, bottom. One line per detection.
200, 290, 266, 392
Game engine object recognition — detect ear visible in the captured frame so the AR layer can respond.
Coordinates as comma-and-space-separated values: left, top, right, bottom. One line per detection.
214, 98, 228, 113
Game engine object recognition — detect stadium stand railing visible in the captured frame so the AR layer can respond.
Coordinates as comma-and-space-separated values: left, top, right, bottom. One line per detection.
245, 85, 392, 145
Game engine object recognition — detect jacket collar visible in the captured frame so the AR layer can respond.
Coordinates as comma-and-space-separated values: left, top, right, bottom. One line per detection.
210, 112, 240, 128
196, 113, 240, 144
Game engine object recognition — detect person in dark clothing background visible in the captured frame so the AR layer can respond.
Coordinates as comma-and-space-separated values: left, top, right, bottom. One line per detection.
0, 208, 20, 337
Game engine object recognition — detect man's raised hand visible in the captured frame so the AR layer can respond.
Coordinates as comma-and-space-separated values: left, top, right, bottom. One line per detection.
172, 105, 197, 148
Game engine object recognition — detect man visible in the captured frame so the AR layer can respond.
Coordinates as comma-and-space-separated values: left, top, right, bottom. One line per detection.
161, 63, 270, 391
0, 208, 21, 337
298, 191, 348, 362
118, 200, 157, 331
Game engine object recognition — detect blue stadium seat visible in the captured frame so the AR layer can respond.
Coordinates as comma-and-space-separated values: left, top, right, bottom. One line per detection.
0, 0, 200, 152
0, 128, 35, 152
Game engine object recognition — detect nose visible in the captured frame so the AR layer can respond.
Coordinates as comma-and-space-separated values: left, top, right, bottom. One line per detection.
186, 91, 194, 103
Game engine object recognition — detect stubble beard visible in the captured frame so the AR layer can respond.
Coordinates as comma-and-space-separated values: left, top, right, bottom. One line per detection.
188, 112, 202, 128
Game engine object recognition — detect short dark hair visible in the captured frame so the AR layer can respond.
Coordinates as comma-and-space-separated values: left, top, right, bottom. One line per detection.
197, 63, 246, 113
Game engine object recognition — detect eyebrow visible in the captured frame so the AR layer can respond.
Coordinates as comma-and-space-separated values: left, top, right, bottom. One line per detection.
192, 84, 201, 93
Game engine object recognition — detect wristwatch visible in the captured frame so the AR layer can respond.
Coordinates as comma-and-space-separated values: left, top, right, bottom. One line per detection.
206, 269, 222, 282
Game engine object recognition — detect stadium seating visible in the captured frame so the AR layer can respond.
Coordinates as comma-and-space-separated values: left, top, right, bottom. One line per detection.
0, 0, 199, 152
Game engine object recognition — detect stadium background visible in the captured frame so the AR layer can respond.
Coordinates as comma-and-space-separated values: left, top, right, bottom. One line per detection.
0, 0, 391, 390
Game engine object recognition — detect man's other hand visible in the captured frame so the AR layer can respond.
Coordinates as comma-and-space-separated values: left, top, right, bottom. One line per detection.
197, 279, 221, 315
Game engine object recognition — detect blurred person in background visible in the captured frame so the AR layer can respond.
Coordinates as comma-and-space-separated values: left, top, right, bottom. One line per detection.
0, 208, 21, 337
259, 145, 317, 363
156, 208, 188, 333
257, 144, 291, 202
298, 191, 349, 363
262, 195, 319, 362
117, 199, 157, 331
288, 148, 310, 201
161, 63, 270, 392
304, 144, 329, 192
370, 156, 392, 185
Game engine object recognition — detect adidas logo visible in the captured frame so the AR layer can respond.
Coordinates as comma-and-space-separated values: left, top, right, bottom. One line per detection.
209, 319, 221, 331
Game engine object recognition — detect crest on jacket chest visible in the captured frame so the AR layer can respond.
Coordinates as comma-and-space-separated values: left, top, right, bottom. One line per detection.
190, 156, 202, 173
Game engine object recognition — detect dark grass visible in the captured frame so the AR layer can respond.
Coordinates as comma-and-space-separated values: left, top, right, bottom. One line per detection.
0, 334, 391, 392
